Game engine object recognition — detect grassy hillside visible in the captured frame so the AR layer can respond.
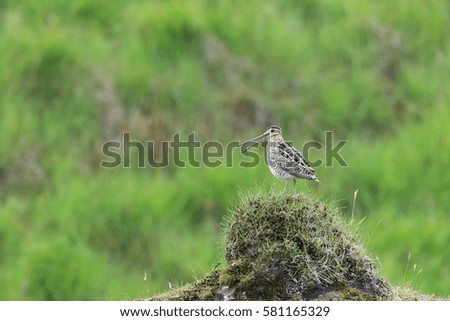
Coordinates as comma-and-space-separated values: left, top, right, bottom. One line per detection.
0, 0, 448, 299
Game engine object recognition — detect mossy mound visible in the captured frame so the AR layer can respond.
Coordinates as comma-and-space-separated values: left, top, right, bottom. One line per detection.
224, 191, 391, 300
148, 190, 437, 301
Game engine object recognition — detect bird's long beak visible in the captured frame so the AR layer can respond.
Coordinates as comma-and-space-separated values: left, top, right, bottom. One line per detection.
239, 131, 269, 152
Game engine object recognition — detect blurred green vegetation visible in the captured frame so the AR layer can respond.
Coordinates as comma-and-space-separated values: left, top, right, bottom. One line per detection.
0, 0, 448, 299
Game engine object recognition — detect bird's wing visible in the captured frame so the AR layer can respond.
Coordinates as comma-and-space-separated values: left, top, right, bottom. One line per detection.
275, 141, 316, 178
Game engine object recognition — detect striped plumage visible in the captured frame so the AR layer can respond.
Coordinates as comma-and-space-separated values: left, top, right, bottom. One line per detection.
240, 125, 319, 183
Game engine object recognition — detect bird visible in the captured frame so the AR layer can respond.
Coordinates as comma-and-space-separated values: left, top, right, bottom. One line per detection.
239, 125, 320, 183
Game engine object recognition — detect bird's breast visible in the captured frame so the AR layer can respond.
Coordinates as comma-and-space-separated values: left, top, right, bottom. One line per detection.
268, 164, 295, 180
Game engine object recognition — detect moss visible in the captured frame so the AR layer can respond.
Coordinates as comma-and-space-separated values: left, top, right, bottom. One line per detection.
146, 189, 443, 301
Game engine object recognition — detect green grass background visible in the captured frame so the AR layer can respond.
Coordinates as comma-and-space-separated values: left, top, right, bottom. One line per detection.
0, 0, 448, 299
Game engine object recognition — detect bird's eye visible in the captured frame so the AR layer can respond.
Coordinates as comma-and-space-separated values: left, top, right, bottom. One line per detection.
270, 129, 274, 133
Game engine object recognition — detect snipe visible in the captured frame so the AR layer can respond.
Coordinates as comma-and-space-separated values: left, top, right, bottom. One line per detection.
239, 125, 320, 183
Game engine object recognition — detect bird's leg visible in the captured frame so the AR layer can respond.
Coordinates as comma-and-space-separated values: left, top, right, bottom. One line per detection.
287, 179, 295, 192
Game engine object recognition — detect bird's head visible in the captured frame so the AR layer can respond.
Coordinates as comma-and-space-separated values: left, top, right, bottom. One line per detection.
239, 125, 283, 152
265, 125, 283, 141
